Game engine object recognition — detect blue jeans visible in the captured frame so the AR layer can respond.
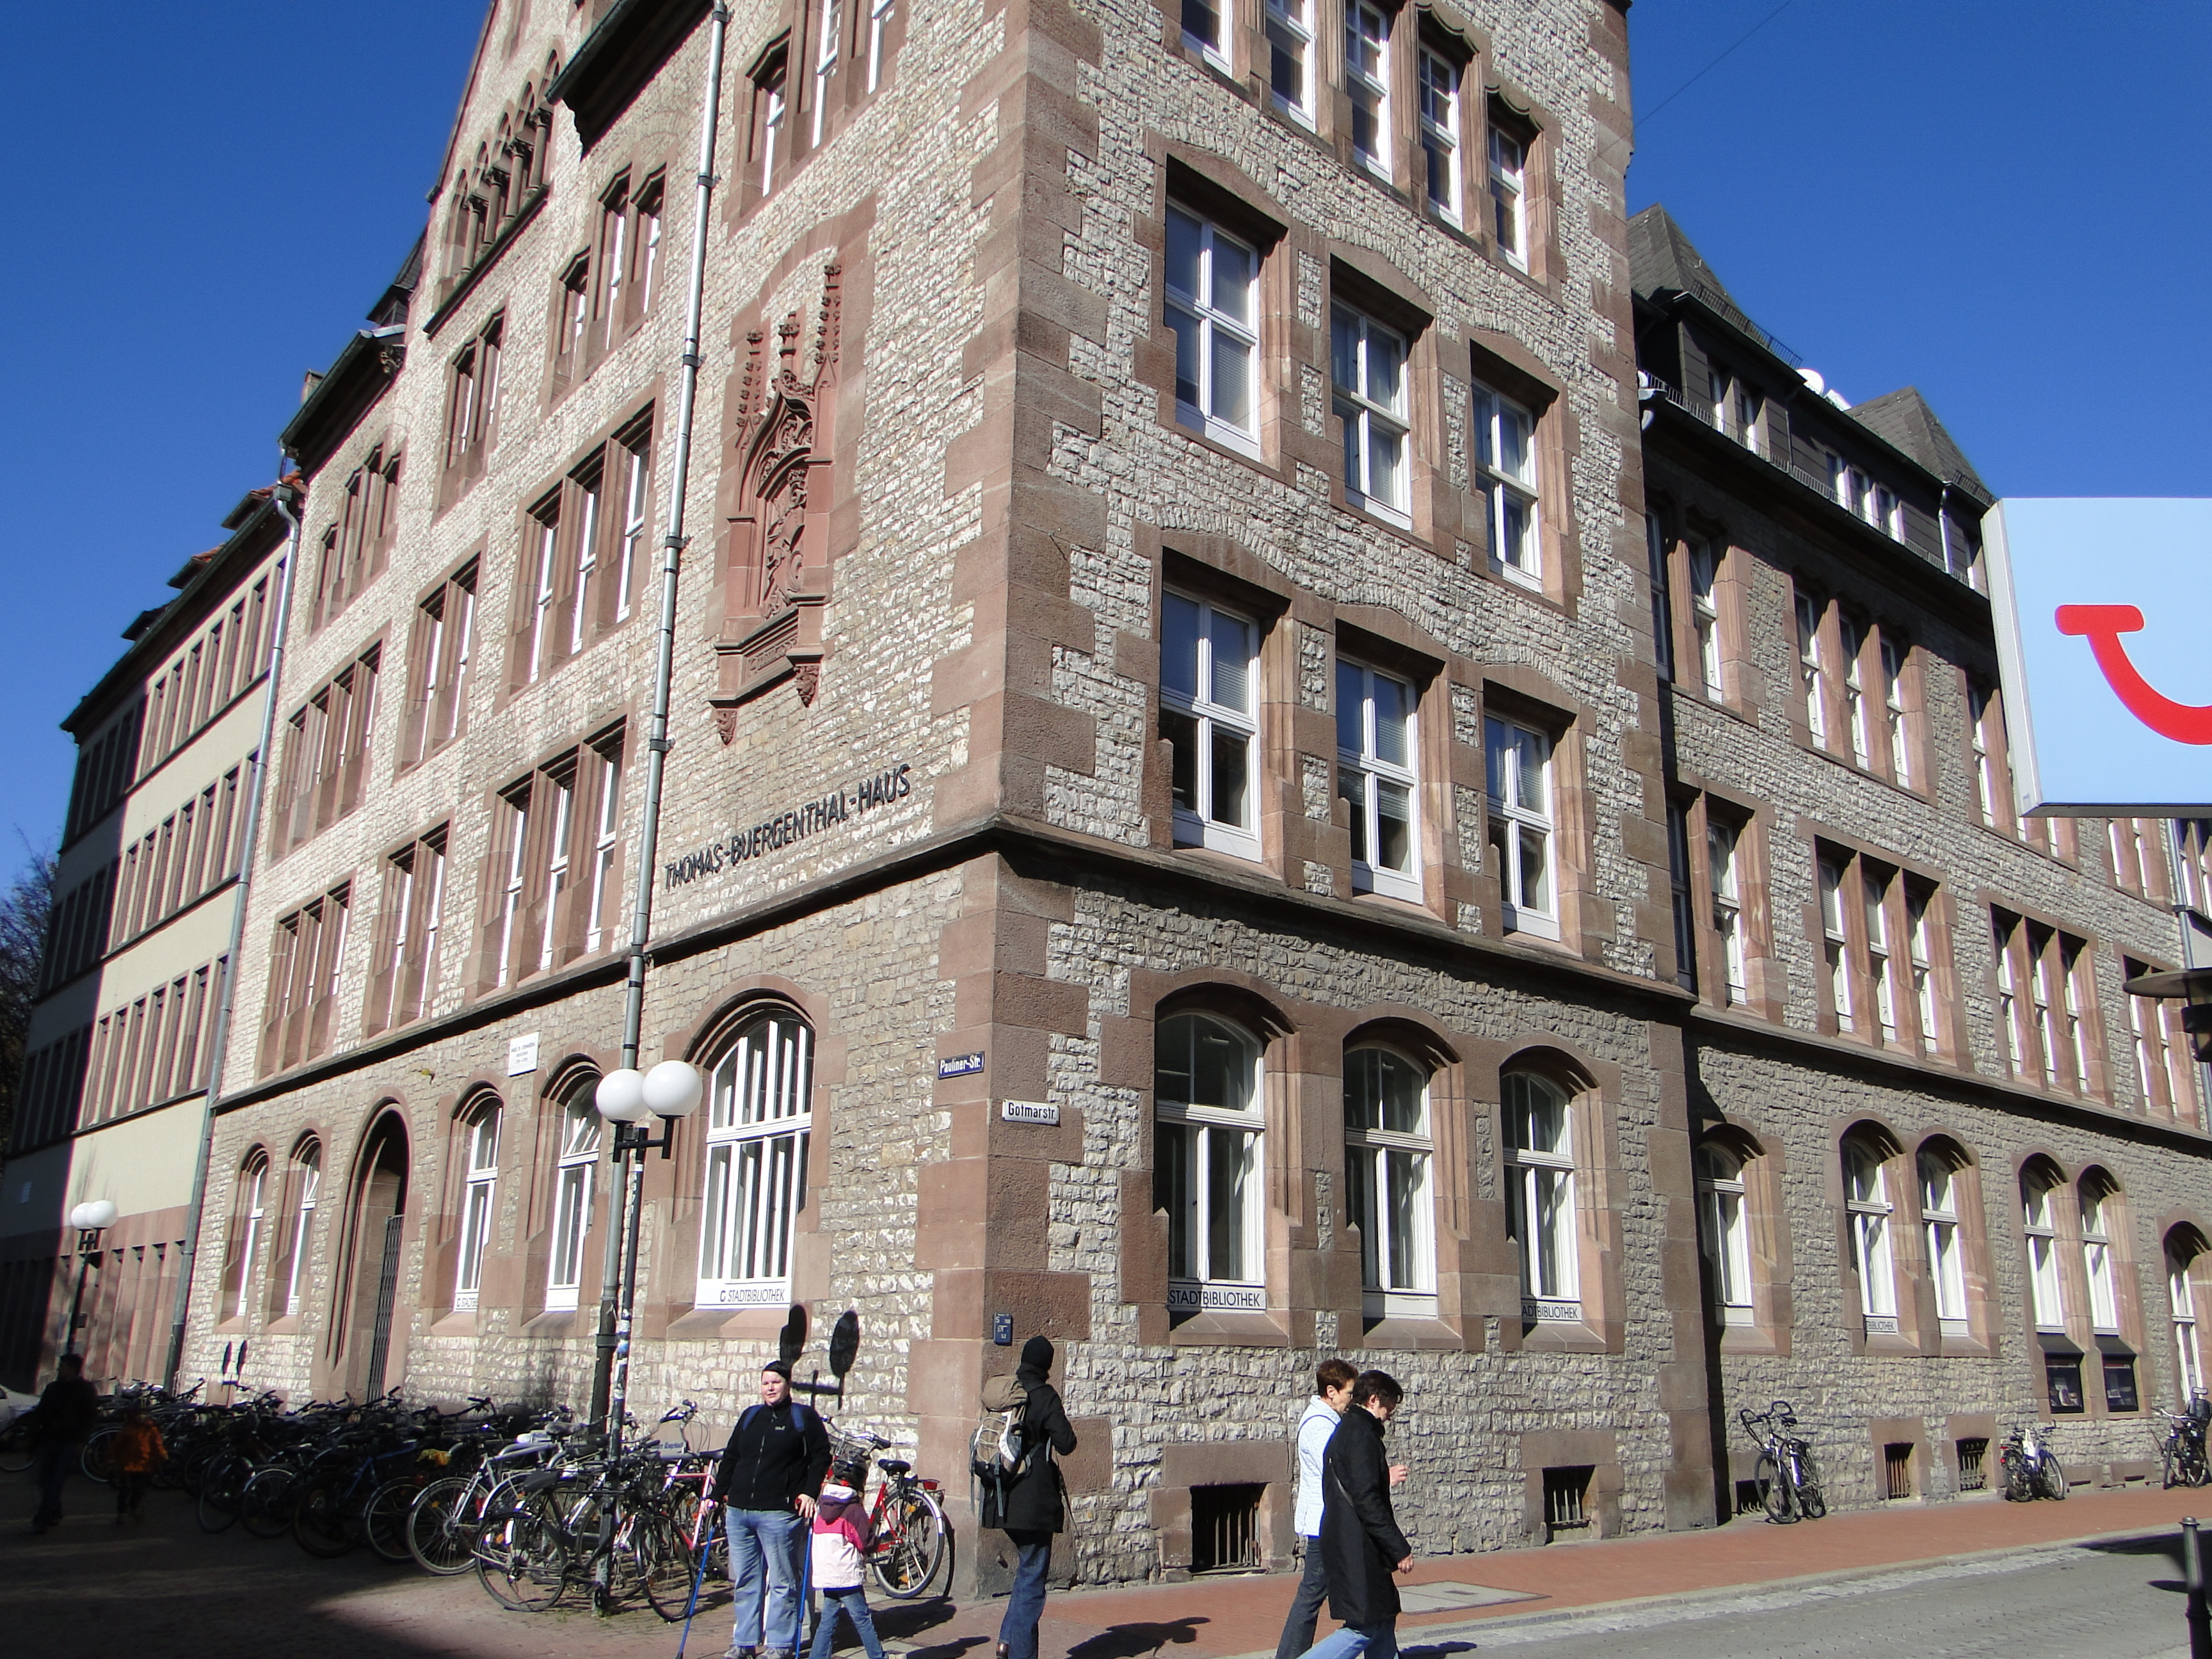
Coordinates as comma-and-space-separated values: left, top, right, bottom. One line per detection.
997, 1530, 1054, 1659
726, 1508, 806, 1654
808, 1586, 885, 1659
1272, 1538, 1331, 1659
1297, 1621, 1397, 1659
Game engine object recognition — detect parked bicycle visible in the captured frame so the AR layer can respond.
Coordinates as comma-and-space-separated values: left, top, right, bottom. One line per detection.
2161, 1394, 2210, 1489
824, 1427, 952, 1599
1998, 1422, 2067, 1501
1740, 1399, 1825, 1523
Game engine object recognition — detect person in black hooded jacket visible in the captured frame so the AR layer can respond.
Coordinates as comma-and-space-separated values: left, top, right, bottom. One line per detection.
984, 1336, 1077, 1659
1295, 1370, 1412, 1659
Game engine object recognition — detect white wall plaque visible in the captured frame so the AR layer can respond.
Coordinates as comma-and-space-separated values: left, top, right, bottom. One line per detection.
1000, 1100, 1059, 1125
507, 1033, 541, 1077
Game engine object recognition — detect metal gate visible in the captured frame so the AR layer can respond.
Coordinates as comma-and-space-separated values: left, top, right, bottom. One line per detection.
362, 1213, 404, 1399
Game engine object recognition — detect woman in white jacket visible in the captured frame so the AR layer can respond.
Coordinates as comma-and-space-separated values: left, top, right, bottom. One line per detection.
1272, 1359, 1357, 1659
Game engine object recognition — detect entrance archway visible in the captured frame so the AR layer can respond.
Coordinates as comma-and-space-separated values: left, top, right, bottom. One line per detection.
330, 1112, 408, 1400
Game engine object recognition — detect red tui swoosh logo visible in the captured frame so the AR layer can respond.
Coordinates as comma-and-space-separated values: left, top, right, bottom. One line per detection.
2054, 605, 2212, 744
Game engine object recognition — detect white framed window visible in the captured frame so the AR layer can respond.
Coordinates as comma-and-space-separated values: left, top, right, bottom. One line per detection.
536, 768, 575, 974
525, 507, 558, 685
811, 0, 840, 147
1969, 680, 2001, 829
2083, 1182, 2120, 1332
1820, 858, 1853, 1032
1688, 540, 1722, 697
2024, 1173, 2065, 1330
1345, 1046, 1434, 1317
1473, 381, 1539, 582
1486, 715, 1556, 939
1417, 49, 1460, 223
2174, 1258, 2204, 1402
1504, 1071, 1578, 1320
1647, 515, 1675, 682
228, 1152, 269, 1321
1667, 802, 1696, 991
584, 744, 623, 954
614, 437, 649, 623
454, 1100, 501, 1312
568, 469, 602, 657
1487, 124, 1527, 268
282, 1142, 321, 1318
1839, 614, 1870, 767
1332, 305, 1409, 522
1165, 207, 1260, 454
1336, 660, 1420, 901
1345, 3, 1391, 179
1795, 589, 1828, 748
1156, 1013, 1265, 1313
760, 70, 786, 192
1865, 869, 1898, 1045
493, 784, 529, 990
2032, 945, 2060, 1089
1875, 483, 1903, 540
1733, 378, 1762, 455
1881, 636, 1912, 786
1265, 0, 1313, 120
1845, 1141, 1897, 1331
2064, 945, 2092, 1091
1920, 1151, 1969, 1335
865, 0, 894, 92
1695, 1142, 1753, 1325
1182, 0, 1228, 69
1708, 816, 1745, 1004
545, 1090, 600, 1311
1907, 884, 1938, 1054
1160, 592, 1261, 860
698, 1013, 813, 1306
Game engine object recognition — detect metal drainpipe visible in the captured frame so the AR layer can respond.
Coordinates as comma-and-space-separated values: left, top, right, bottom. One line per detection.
163, 475, 305, 1388
587, 0, 731, 1447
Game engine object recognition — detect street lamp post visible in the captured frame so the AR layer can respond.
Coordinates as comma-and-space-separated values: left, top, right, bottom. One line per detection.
593, 1059, 703, 1455
63, 1199, 118, 1360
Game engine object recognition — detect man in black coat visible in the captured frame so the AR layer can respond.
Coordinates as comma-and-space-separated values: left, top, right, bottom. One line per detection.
984, 1336, 1078, 1659
1299, 1370, 1412, 1659
28, 1353, 99, 1535
710, 1361, 833, 1659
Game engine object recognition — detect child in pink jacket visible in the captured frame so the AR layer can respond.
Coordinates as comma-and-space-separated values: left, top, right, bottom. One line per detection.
808, 1459, 886, 1659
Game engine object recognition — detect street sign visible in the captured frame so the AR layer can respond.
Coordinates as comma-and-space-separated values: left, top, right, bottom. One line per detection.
1985, 498, 2212, 813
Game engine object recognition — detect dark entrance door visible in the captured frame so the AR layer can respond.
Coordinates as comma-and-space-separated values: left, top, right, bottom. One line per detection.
332, 1115, 408, 1400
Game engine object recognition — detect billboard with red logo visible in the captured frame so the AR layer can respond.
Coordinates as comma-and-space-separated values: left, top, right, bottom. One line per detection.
1985, 498, 2212, 814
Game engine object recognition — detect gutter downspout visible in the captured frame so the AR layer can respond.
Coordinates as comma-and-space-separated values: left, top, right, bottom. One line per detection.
588, 0, 730, 1442
164, 477, 304, 1387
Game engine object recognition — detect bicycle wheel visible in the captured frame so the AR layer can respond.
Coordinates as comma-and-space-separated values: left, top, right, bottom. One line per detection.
633, 1512, 697, 1622
2037, 1455, 2068, 1500
408, 1476, 482, 1575
1754, 1451, 1795, 1523
2166, 1439, 2188, 1489
195, 1454, 248, 1533
362, 1477, 424, 1564
240, 1467, 299, 1538
81, 1426, 117, 1484
0, 1418, 36, 1475
476, 1500, 569, 1612
293, 1475, 362, 1557
871, 1488, 950, 1598
2189, 1441, 2212, 1488
1791, 1448, 1826, 1519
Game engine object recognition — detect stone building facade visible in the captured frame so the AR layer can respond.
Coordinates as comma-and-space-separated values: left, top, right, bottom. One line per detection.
11, 0, 2210, 1592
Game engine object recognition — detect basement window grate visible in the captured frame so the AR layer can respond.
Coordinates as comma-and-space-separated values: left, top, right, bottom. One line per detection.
1884, 1443, 1914, 1500
1543, 1466, 1593, 1539
1190, 1483, 1264, 1574
1955, 1437, 1988, 1493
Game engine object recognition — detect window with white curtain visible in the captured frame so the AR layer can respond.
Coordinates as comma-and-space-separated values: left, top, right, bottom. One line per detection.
1160, 592, 1260, 860
1345, 1046, 1434, 1317
1156, 1013, 1265, 1313
227, 1151, 269, 1321
1920, 1150, 1969, 1334
698, 1013, 812, 1306
1695, 1142, 1753, 1325
1505, 1071, 1578, 1320
454, 1100, 501, 1311
1336, 660, 1419, 901
2024, 1172, 2066, 1330
2082, 1180, 2120, 1332
1486, 715, 1556, 939
1165, 207, 1260, 453
1845, 1139, 1897, 1331
545, 1087, 602, 1311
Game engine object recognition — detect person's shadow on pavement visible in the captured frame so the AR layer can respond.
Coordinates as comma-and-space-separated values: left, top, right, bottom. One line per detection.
1066, 1615, 1212, 1659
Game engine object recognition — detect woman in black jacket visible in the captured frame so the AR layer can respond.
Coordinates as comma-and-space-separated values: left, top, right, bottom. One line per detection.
1306, 1370, 1412, 1659
985, 1336, 1077, 1659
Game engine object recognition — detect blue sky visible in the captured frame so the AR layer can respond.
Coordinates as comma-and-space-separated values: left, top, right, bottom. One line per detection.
1, 2, 2205, 891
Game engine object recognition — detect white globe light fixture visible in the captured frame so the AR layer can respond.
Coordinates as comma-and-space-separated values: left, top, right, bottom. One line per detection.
595, 1068, 651, 1125
641, 1059, 704, 1120
70, 1199, 118, 1232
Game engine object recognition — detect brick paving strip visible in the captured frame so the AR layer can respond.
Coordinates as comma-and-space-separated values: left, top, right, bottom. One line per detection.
6, 1480, 2208, 1659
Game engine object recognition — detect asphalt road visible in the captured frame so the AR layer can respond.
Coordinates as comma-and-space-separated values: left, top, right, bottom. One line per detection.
1425, 1533, 2199, 1659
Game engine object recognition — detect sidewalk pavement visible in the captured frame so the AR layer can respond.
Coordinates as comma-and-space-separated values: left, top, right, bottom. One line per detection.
6, 1473, 2208, 1659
